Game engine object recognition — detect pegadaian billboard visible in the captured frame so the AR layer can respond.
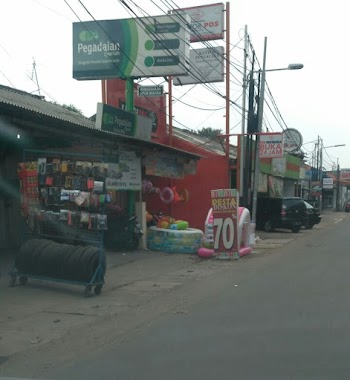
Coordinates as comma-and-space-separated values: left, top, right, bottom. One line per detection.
73, 14, 190, 80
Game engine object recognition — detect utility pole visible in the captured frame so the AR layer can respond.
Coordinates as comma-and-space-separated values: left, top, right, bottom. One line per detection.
336, 159, 340, 211
239, 25, 248, 206
251, 37, 267, 228
319, 137, 323, 212
225, 1, 231, 188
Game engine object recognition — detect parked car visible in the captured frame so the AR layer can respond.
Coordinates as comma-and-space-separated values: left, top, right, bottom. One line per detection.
256, 197, 306, 233
302, 201, 321, 229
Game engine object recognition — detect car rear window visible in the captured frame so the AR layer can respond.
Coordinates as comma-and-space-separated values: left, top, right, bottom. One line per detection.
283, 199, 305, 210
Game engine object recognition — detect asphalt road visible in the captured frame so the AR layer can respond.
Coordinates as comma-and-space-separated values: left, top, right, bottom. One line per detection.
43, 214, 350, 380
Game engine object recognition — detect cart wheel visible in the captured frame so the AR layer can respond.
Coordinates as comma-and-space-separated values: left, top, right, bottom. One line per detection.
19, 276, 28, 286
9, 275, 16, 287
83, 285, 92, 298
94, 284, 103, 295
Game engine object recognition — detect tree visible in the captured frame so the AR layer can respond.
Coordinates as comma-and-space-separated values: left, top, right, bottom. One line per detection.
197, 127, 222, 140
51, 101, 84, 116
60, 103, 84, 116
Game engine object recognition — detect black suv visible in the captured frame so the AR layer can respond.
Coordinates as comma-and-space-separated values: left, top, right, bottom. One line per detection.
256, 197, 306, 233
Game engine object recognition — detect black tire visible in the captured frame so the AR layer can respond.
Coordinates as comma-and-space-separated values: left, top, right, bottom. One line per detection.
9, 275, 16, 287
19, 276, 28, 285
263, 220, 274, 232
305, 222, 314, 230
83, 285, 92, 298
94, 284, 103, 295
291, 225, 301, 233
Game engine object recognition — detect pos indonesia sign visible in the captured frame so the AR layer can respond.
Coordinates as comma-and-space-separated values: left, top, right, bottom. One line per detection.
210, 189, 239, 260
259, 133, 283, 158
73, 14, 190, 80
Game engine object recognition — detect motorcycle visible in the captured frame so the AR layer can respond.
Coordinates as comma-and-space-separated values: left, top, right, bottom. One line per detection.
104, 211, 143, 251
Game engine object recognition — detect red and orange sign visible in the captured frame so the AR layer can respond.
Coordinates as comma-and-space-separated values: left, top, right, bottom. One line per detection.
210, 189, 239, 259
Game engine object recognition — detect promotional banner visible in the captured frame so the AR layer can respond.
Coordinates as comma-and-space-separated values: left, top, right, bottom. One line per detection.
144, 153, 185, 179
174, 46, 224, 85
259, 133, 283, 158
105, 149, 141, 191
210, 189, 239, 260
73, 14, 190, 80
341, 169, 350, 180
322, 177, 334, 189
178, 3, 225, 42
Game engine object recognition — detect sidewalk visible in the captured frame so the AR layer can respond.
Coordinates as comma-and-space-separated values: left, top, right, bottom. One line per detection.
0, 209, 348, 372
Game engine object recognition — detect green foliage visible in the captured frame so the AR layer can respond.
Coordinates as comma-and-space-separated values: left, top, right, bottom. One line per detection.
52, 101, 84, 116
197, 127, 222, 140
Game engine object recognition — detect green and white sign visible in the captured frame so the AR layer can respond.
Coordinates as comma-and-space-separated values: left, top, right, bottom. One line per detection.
73, 14, 190, 80
95, 103, 152, 141
137, 85, 164, 97
96, 103, 135, 136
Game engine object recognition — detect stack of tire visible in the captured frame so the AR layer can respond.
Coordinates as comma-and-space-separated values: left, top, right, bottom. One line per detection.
15, 239, 106, 283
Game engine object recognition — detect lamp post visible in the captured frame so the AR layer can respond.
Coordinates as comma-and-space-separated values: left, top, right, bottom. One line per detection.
250, 37, 303, 235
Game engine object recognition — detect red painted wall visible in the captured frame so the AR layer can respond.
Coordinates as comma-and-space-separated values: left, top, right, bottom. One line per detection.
143, 136, 229, 230
102, 79, 230, 230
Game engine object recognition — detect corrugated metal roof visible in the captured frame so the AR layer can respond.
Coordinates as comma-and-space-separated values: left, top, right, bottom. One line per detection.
0, 84, 96, 128
172, 126, 237, 159
0, 85, 200, 159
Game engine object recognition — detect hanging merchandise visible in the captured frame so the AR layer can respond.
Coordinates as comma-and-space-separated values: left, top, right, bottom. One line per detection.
178, 188, 189, 203
10, 150, 115, 297
159, 187, 174, 204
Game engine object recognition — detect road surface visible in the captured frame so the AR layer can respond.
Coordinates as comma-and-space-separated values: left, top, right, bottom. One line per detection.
42, 215, 350, 380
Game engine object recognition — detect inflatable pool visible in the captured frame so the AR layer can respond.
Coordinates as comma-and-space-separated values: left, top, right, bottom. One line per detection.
147, 226, 203, 254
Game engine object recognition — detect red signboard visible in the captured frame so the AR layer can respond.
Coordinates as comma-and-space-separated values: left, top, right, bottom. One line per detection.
210, 189, 239, 259
101, 79, 167, 142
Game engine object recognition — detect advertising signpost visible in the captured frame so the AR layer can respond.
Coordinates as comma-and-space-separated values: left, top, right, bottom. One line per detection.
178, 3, 225, 42
173, 46, 224, 85
259, 132, 283, 158
73, 14, 190, 80
210, 189, 239, 260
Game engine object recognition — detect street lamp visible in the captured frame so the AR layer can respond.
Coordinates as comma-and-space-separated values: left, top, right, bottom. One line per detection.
250, 37, 303, 236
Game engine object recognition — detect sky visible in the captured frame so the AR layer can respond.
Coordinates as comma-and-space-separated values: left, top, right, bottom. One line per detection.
0, 0, 349, 169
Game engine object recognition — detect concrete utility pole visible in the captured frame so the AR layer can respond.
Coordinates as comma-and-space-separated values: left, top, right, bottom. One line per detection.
239, 25, 248, 205
336, 160, 340, 211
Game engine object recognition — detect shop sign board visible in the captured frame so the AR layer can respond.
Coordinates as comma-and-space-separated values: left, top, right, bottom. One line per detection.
134, 114, 152, 141
178, 3, 225, 42
137, 85, 164, 97
259, 133, 283, 158
105, 149, 141, 191
174, 46, 224, 85
323, 177, 334, 189
341, 169, 350, 180
144, 153, 185, 179
96, 103, 135, 136
210, 189, 239, 260
73, 14, 190, 80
